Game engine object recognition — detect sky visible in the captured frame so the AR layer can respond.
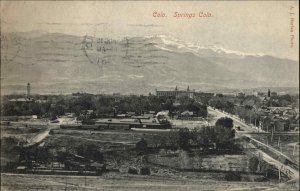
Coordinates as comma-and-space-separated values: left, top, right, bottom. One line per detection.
1, 1, 299, 60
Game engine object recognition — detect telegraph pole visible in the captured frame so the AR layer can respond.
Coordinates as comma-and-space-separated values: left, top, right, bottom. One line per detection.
255, 118, 258, 132
271, 125, 274, 143
64, 177, 67, 191
258, 152, 262, 172
293, 143, 297, 156
278, 165, 281, 183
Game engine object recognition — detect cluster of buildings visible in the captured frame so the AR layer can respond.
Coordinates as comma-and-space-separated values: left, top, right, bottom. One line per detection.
234, 89, 278, 98
215, 89, 299, 132
258, 106, 299, 132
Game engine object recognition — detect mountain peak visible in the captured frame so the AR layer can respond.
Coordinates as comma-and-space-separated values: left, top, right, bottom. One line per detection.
145, 34, 265, 58
208, 44, 265, 57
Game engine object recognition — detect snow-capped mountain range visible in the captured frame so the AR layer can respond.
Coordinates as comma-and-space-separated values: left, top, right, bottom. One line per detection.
151, 35, 265, 58
1, 31, 298, 94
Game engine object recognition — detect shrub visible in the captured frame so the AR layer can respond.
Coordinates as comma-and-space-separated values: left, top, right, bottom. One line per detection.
225, 172, 242, 181
128, 167, 138, 174
135, 138, 148, 154
254, 177, 268, 182
167, 130, 179, 150
249, 157, 259, 172
262, 168, 278, 179
178, 128, 190, 150
140, 167, 150, 175
75, 143, 103, 162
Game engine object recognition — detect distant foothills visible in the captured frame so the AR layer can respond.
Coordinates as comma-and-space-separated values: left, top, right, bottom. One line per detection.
1, 31, 299, 95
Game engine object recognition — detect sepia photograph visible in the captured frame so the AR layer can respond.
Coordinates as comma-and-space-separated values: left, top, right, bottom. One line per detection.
1, 1, 299, 190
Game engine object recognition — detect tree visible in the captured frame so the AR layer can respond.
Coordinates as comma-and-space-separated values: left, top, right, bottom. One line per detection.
178, 128, 190, 150
49, 105, 65, 119
162, 98, 174, 112
30, 102, 42, 116
190, 128, 201, 146
225, 172, 241, 181
140, 166, 151, 175
215, 117, 235, 149
167, 130, 180, 150
75, 143, 103, 162
249, 156, 259, 172
190, 127, 215, 150
136, 138, 148, 154
216, 117, 233, 129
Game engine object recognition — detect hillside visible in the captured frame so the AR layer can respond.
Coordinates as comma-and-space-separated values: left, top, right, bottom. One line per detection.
1, 32, 298, 94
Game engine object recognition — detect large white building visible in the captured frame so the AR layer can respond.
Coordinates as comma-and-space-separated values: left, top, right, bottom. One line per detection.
156, 86, 195, 99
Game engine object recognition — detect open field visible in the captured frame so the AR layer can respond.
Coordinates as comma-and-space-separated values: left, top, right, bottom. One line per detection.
45, 129, 171, 149
38, 129, 276, 178
170, 119, 208, 129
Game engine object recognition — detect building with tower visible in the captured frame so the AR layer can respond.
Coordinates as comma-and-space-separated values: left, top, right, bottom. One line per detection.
27, 83, 31, 98
156, 86, 195, 99
9, 83, 34, 102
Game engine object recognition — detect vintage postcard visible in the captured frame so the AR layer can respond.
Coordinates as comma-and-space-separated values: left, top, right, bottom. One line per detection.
1, 1, 299, 190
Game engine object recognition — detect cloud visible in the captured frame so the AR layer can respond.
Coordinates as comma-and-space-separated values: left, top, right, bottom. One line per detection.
128, 74, 144, 78
37, 22, 107, 26
129, 24, 163, 28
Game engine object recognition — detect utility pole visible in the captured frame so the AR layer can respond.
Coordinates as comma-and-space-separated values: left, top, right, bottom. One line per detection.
271, 129, 273, 143
64, 177, 67, 191
271, 125, 275, 143
258, 152, 262, 172
278, 165, 281, 183
293, 143, 297, 156
255, 118, 258, 132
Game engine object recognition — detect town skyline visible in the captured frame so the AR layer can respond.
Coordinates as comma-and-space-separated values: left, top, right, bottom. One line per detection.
1, 1, 299, 190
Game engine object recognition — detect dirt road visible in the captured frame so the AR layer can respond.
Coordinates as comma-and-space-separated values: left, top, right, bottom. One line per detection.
25, 125, 59, 146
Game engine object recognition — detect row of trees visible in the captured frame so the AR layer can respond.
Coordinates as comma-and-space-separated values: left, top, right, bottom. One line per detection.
2, 101, 52, 117
1, 94, 208, 119
176, 97, 207, 117
145, 117, 236, 151
2, 93, 296, 119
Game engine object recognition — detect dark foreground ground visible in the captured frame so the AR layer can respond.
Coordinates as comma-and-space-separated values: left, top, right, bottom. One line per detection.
1, 172, 283, 191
